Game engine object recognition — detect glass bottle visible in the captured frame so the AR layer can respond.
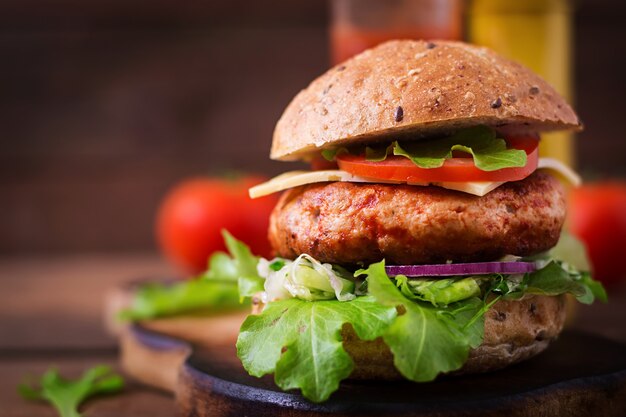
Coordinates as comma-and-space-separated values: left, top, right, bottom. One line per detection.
330, 0, 462, 64
468, 0, 574, 166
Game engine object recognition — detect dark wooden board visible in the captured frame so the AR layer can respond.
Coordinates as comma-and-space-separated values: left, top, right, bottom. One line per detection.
118, 324, 626, 417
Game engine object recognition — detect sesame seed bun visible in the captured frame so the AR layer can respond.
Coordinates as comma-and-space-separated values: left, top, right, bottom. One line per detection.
271, 40, 580, 161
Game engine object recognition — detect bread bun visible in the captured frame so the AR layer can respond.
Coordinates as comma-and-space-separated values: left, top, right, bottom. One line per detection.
271, 40, 580, 161
343, 294, 567, 379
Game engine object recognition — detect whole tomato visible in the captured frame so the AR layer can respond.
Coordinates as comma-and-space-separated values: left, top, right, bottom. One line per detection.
156, 176, 278, 274
569, 182, 626, 287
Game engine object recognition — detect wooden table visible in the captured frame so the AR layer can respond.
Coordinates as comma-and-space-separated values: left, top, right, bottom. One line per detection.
1, 255, 625, 416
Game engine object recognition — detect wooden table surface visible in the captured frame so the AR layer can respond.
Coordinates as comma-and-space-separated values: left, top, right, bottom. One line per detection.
1, 254, 625, 416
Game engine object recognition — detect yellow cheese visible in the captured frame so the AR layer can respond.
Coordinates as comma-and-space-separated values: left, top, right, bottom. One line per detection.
248, 158, 580, 199
249, 170, 502, 198
537, 157, 581, 186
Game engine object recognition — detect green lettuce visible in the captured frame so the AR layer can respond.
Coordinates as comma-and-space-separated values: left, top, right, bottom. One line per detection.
321, 126, 527, 172
393, 126, 526, 171
236, 296, 396, 403
357, 262, 484, 381
234, 233, 606, 403
118, 279, 243, 321
531, 231, 591, 273
120, 230, 257, 321
517, 261, 607, 304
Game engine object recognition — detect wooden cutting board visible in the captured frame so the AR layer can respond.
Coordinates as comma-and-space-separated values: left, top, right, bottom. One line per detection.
109, 285, 626, 416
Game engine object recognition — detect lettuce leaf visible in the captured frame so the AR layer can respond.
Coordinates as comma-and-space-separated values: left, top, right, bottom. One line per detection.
121, 230, 258, 321
393, 140, 454, 168
357, 261, 484, 382
238, 275, 265, 299
236, 253, 607, 402
321, 126, 526, 172
118, 278, 243, 321
204, 230, 260, 282
393, 126, 526, 171
534, 231, 591, 272
236, 296, 396, 402
519, 261, 607, 304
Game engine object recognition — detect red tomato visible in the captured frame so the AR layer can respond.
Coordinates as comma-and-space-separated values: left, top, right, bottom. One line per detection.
569, 182, 626, 287
156, 176, 278, 275
336, 137, 538, 183
310, 156, 339, 171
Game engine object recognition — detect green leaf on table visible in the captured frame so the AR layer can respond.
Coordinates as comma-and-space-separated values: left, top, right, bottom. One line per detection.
18, 365, 124, 417
236, 296, 396, 402
357, 261, 484, 382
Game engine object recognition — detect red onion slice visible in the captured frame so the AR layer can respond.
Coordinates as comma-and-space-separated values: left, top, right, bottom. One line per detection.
385, 261, 537, 277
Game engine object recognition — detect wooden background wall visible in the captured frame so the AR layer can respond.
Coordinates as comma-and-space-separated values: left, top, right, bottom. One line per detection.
1, 0, 625, 255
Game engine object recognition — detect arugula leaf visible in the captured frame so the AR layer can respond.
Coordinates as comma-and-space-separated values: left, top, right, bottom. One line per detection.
19, 365, 123, 417
358, 261, 484, 382
236, 296, 396, 402
321, 147, 348, 162
521, 261, 607, 304
393, 140, 452, 168
448, 126, 527, 171
320, 127, 526, 172
365, 144, 394, 161
393, 126, 526, 171
578, 272, 608, 304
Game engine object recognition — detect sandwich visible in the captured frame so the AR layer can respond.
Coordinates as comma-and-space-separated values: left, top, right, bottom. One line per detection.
233, 40, 606, 403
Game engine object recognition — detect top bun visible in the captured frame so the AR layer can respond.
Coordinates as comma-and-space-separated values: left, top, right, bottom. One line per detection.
271, 40, 581, 161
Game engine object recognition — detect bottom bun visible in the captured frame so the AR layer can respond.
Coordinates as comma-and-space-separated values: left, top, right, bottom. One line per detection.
343, 295, 567, 379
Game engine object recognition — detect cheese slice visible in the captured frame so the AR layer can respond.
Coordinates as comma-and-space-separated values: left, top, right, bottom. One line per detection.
249, 170, 502, 198
249, 157, 580, 199
537, 157, 582, 186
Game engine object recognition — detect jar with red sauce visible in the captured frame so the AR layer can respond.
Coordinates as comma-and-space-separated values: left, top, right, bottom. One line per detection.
330, 0, 463, 64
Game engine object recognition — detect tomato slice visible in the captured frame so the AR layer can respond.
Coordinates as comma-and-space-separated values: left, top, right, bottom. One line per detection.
336, 137, 539, 183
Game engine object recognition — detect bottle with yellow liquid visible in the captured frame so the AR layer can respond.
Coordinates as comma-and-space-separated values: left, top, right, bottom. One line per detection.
468, 0, 574, 166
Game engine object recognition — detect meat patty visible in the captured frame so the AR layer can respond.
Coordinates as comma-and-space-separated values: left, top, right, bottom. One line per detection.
269, 171, 566, 265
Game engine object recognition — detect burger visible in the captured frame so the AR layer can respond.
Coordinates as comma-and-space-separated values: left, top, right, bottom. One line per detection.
233, 40, 606, 403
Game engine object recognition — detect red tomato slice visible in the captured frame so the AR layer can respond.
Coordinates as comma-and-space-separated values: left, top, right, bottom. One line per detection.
336, 137, 539, 183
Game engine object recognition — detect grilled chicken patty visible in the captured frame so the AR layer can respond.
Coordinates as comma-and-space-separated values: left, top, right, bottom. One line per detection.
269, 171, 566, 265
